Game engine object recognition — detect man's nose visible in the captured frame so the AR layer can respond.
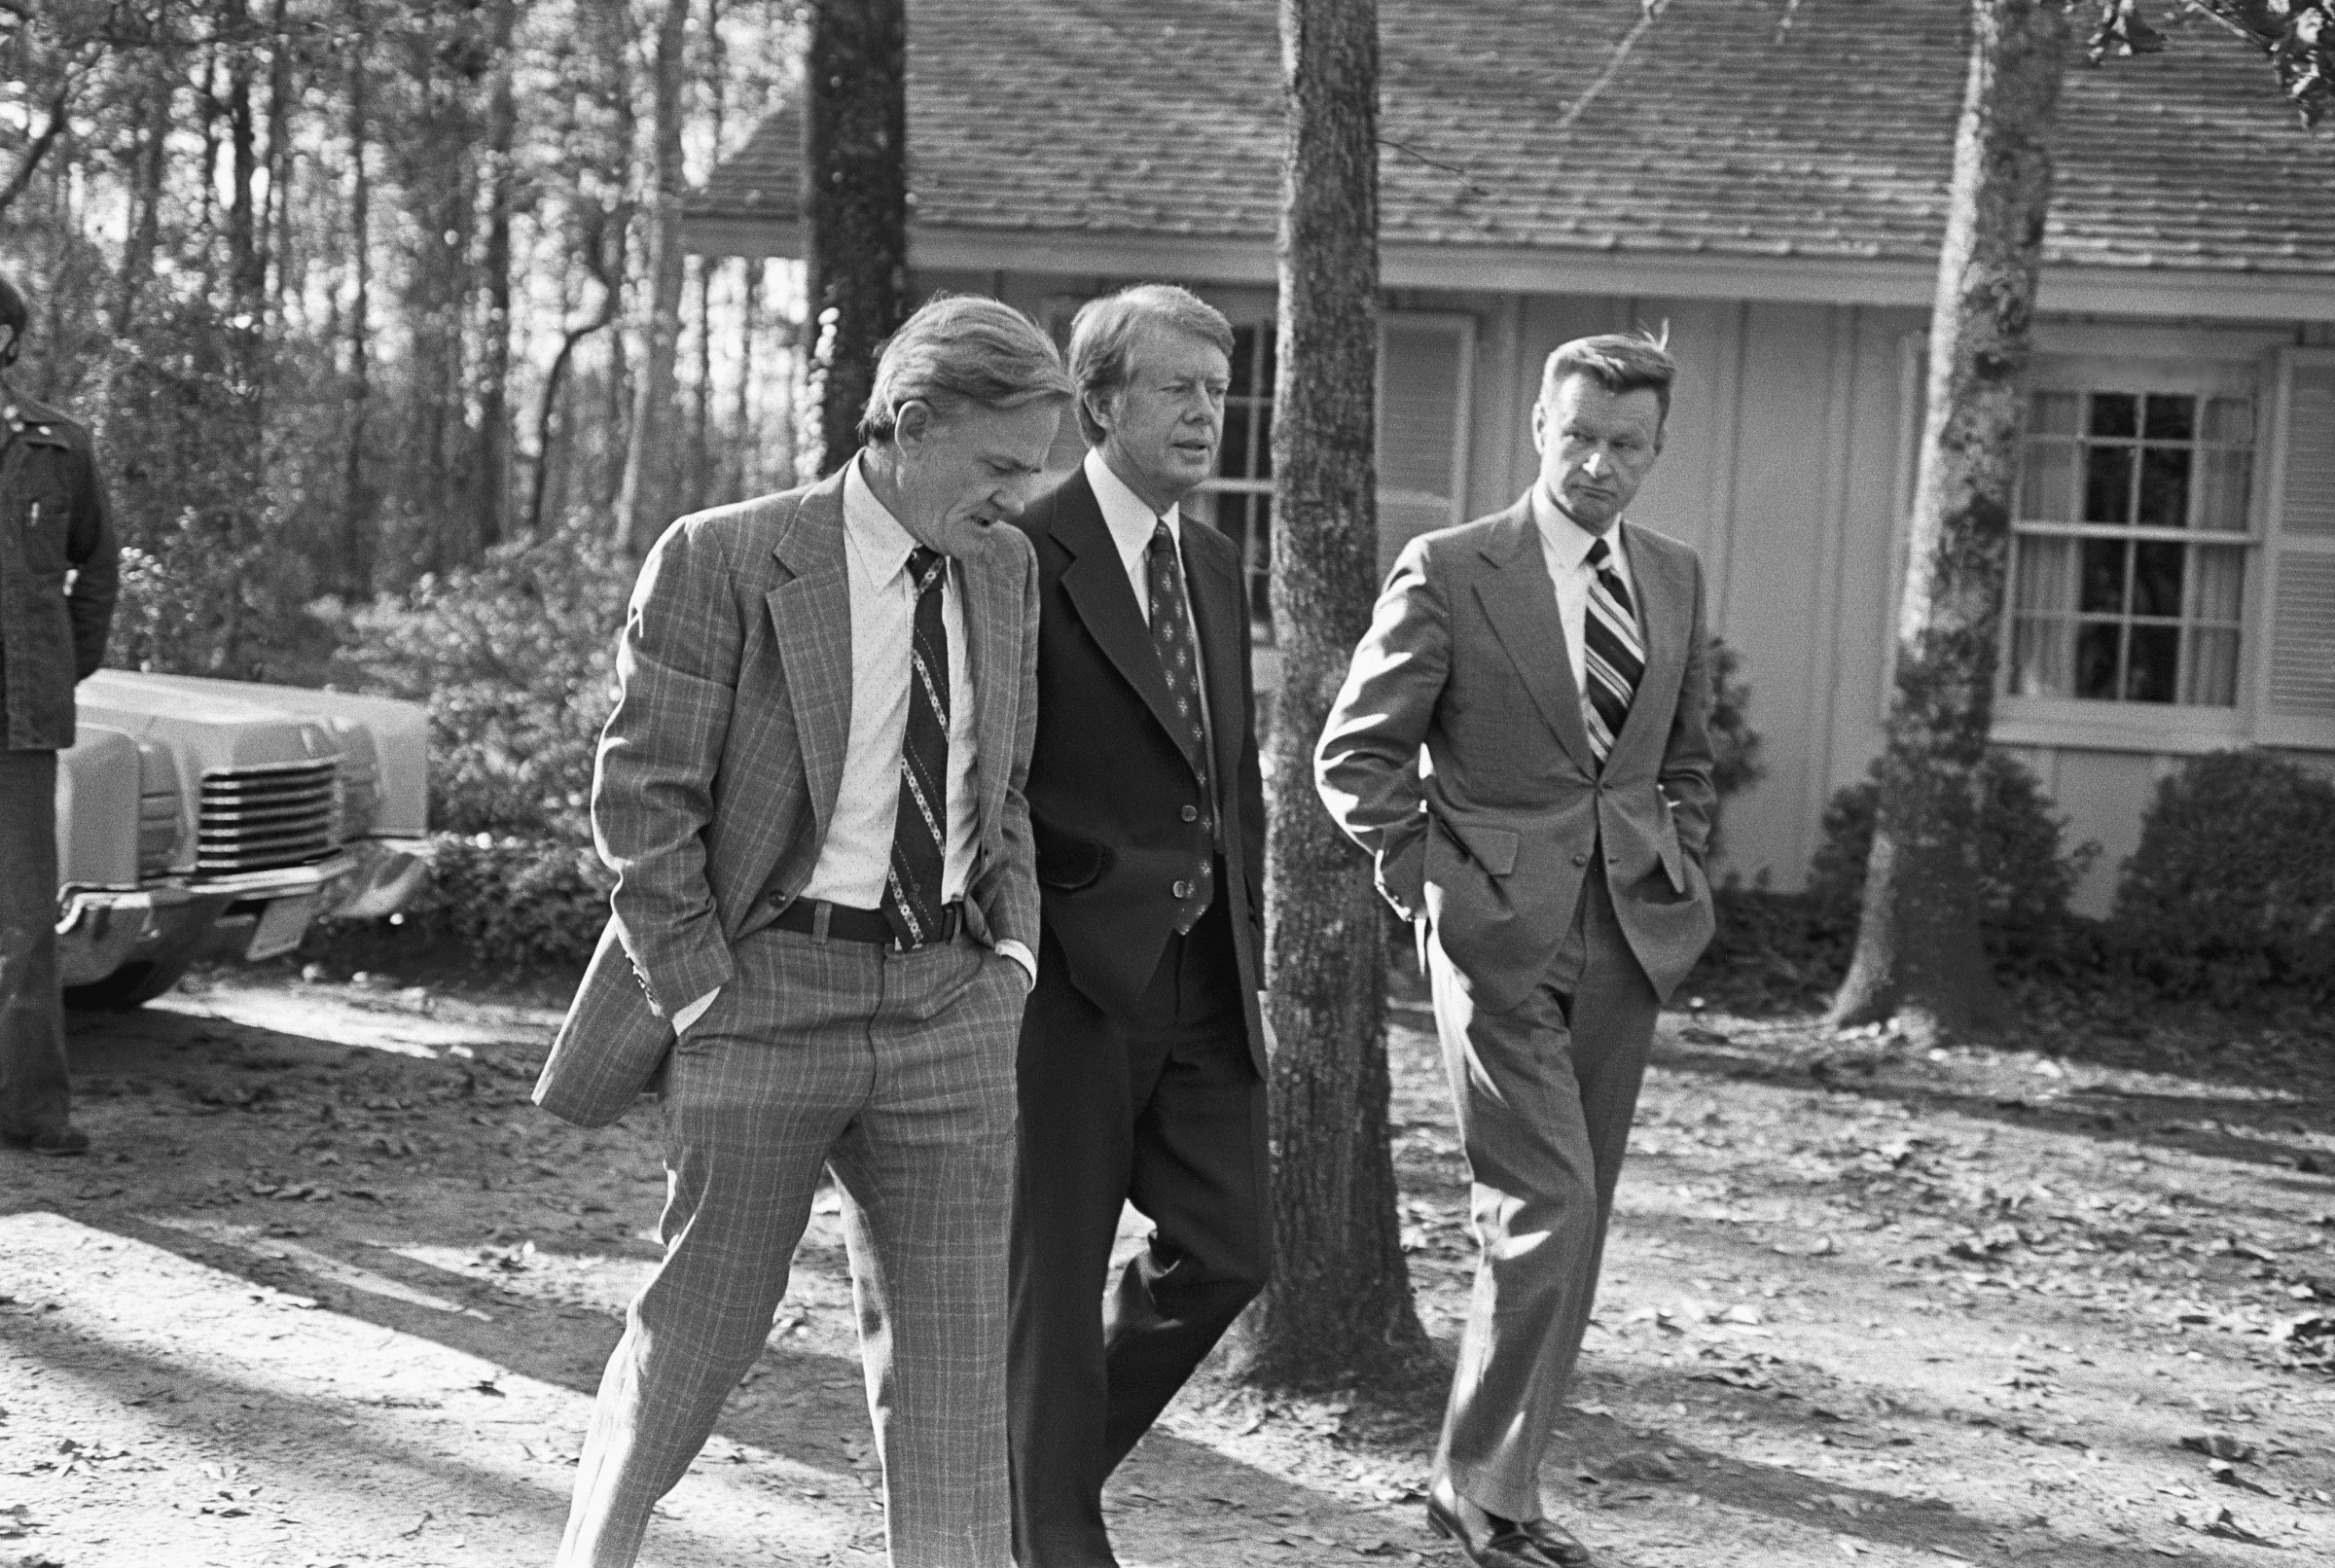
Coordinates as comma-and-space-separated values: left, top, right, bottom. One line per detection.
1581, 449, 1608, 477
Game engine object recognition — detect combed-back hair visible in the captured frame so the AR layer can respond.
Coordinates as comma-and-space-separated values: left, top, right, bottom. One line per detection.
1066, 283, 1237, 446
1541, 329, 1678, 428
859, 294, 1077, 443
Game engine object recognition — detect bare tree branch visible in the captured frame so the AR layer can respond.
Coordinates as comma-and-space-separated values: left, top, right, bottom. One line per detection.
1549, 0, 1675, 139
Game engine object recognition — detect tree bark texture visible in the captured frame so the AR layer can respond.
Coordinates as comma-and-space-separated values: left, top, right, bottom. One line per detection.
341, 0, 376, 599
477, 0, 518, 553
1234, 0, 1427, 1393
1829, 0, 2067, 1041
802, 0, 906, 477
616, 0, 690, 555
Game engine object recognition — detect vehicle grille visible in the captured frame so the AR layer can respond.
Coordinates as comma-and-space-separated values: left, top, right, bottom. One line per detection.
197, 758, 341, 874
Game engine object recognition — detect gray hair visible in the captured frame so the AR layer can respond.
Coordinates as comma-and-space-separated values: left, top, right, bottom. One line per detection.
859, 294, 1076, 444
1542, 330, 1678, 428
1066, 283, 1236, 446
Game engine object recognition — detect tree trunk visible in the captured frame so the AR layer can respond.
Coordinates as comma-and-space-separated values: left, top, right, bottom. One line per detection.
1828, 0, 2068, 1043
615, 0, 691, 554
341, 0, 376, 600
802, 0, 907, 477
732, 257, 759, 500
261, 0, 293, 322
1232, 0, 1428, 1393
111, 62, 170, 339
478, 0, 519, 553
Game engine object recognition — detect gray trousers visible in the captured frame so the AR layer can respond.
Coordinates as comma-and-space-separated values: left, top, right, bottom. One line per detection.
0, 748, 71, 1141
1426, 863, 1661, 1522
558, 925, 1026, 1568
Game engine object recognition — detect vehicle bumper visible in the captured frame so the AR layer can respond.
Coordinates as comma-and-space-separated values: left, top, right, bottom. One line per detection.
317, 837, 433, 922
57, 852, 361, 980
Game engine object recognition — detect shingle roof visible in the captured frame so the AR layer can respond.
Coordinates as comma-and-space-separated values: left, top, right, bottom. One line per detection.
693, 0, 2335, 279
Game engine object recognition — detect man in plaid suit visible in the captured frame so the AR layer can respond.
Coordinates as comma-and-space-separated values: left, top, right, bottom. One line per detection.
534, 296, 1073, 1567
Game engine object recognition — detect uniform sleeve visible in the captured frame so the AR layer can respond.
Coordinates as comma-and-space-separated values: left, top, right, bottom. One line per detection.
65, 428, 118, 680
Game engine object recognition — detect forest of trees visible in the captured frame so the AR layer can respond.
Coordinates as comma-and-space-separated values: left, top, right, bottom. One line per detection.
0, 0, 803, 685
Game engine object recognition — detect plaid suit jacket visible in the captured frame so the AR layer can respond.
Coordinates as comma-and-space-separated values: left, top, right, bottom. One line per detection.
533, 469, 1043, 1128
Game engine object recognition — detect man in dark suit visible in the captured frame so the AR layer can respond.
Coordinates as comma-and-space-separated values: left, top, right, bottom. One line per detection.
1317, 334, 1716, 1568
535, 295, 1070, 1567
1006, 284, 1270, 1568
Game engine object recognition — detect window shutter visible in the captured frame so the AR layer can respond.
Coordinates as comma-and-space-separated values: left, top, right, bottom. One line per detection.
1376, 313, 1475, 580
2252, 347, 2335, 749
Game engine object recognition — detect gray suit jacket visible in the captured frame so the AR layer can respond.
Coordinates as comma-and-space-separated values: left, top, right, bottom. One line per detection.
533, 470, 1044, 1127
1315, 499, 1716, 1014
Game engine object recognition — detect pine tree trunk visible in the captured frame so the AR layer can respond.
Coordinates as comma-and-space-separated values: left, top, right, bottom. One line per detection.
112, 62, 169, 339
1828, 0, 2068, 1043
1231, 0, 1428, 1393
802, 0, 907, 477
341, 0, 376, 600
616, 0, 691, 555
478, 0, 519, 553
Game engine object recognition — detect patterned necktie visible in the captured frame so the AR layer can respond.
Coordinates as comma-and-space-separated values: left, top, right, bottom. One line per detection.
880, 547, 951, 946
1582, 534, 1644, 767
1147, 521, 1215, 934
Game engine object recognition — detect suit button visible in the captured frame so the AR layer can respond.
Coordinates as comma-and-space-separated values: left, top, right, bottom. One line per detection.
1173, 880, 1192, 899
1572, 853, 1588, 867
1181, 804, 1199, 822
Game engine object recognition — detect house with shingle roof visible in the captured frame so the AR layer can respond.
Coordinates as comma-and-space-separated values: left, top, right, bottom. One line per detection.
687, 0, 2335, 909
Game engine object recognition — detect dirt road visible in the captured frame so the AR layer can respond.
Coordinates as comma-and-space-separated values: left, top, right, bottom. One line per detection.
4, 964, 2332, 1567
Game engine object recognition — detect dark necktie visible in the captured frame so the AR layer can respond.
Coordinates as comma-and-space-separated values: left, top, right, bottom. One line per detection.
880, 547, 951, 945
1582, 535, 1644, 767
1147, 521, 1214, 934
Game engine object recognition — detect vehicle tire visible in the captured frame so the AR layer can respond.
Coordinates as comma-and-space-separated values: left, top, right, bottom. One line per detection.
63, 954, 196, 1012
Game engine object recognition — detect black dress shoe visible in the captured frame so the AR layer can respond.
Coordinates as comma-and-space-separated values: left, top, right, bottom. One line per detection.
32, 1124, 90, 1157
1424, 1485, 1594, 1568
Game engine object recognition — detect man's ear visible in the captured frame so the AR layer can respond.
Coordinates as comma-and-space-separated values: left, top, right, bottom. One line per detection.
1528, 399, 1549, 456
1081, 386, 1116, 442
892, 398, 934, 450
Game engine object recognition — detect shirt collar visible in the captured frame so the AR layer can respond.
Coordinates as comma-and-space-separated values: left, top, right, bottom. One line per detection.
1530, 481, 1626, 576
843, 452, 925, 586
1085, 447, 1180, 561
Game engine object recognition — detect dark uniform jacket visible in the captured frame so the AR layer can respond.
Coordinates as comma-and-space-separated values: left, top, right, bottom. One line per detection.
0, 387, 117, 751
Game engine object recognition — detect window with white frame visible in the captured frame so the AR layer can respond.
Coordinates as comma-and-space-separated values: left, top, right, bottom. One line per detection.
2006, 384, 2254, 707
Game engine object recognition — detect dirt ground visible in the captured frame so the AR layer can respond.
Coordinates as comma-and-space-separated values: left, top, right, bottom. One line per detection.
5, 956, 2334, 1568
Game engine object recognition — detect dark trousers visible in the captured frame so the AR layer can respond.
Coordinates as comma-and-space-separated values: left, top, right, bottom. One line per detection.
1428, 862, 1661, 1522
1009, 889, 1269, 1568
0, 748, 72, 1140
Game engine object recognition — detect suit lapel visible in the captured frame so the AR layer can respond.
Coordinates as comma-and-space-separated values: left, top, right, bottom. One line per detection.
1614, 520, 1688, 760
1181, 523, 1248, 795
961, 534, 1017, 839
1053, 471, 1189, 754
765, 472, 853, 847
1472, 503, 1599, 777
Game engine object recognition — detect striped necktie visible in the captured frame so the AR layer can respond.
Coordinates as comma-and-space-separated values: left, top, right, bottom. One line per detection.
1148, 521, 1215, 934
1581, 534, 1643, 766
880, 547, 951, 946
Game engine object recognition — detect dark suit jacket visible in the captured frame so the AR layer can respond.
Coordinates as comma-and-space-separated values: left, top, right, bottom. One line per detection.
1011, 465, 1269, 1075
533, 469, 1044, 1128
1316, 498, 1716, 1015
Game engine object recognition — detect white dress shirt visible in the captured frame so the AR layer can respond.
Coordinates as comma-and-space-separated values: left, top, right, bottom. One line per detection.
674, 456, 1027, 1035
1529, 481, 1642, 696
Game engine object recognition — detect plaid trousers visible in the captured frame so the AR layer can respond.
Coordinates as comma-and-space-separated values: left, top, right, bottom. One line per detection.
558, 924, 1026, 1568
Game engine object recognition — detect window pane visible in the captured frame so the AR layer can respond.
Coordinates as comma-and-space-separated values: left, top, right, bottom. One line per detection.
2142, 393, 2195, 441
2137, 445, 2191, 529
2018, 441, 2078, 520
2074, 622, 2122, 698
1257, 325, 1277, 392
2010, 617, 2074, 697
2187, 544, 2245, 623
2078, 538, 2128, 614
2089, 392, 2137, 439
2013, 535, 2077, 615
2132, 540, 2185, 618
2083, 444, 2134, 523
2181, 626, 2241, 707
2196, 446, 2250, 532
2125, 624, 2178, 702
1229, 328, 1256, 396
2027, 391, 2080, 437
1220, 407, 1250, 479
1257, 407, 1274, 480
2202, 396, 2253, 445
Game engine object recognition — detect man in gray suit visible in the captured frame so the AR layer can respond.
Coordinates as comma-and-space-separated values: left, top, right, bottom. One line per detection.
534, 295, 1073, 1568
1316, 334, 1715, 1568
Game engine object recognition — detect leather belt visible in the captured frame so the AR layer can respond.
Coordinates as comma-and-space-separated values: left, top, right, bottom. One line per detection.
772, 897, 963, 949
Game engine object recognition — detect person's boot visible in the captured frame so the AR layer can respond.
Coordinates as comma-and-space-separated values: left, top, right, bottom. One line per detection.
28, 1123, 89, 1156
